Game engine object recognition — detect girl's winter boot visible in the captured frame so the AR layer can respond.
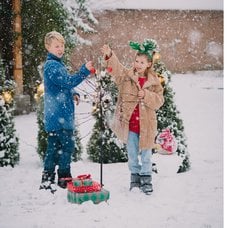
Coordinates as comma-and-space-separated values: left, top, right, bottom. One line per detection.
130, 173, 141, 190
39, 171, 57, 194
140, 175, 153, 195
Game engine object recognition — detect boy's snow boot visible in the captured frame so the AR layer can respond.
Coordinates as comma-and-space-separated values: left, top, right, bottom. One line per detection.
130, 173, 141, 190
140, 175, 153, 195
39, 171, 57, 194
57, 169, 72, 189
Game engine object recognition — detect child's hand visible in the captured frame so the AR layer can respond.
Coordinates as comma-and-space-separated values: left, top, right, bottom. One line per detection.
101, 45, 112, 57
138, 89, 145, 99
85, 61, 94, 71
74, 94, 80, 105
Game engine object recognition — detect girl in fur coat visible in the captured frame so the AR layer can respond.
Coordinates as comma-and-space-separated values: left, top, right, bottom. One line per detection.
101, 39, 164, 195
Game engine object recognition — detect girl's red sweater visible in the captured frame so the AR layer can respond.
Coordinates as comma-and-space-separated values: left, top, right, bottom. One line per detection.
129, 77, 147, 134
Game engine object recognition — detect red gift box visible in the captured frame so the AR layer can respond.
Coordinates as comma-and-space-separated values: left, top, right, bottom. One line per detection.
66, 174, 110, 204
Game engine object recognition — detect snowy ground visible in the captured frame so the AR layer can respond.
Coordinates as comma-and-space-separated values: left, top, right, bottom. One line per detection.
0, 71, 223, 228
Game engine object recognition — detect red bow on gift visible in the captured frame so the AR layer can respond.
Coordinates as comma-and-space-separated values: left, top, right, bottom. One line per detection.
67, 174, 101, 193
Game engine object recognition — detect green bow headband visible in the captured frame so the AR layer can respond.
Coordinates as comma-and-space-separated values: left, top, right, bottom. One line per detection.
129, 39, 159, 59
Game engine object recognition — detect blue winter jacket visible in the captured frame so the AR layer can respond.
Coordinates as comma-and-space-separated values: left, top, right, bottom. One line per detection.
43, 53, 90, 132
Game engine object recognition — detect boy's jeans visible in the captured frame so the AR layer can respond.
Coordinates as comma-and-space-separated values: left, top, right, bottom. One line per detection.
127, 131, 152, 176
44, 129, 74, 174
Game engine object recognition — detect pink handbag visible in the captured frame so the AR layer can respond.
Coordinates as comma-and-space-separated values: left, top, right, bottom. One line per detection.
155, 128, 177, 155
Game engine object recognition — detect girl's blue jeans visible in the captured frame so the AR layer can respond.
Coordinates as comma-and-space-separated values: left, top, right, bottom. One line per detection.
44, 129, 74, 174
127, 131, 152, 176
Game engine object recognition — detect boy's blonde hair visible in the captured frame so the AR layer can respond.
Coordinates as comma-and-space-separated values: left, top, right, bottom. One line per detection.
44, 31, 65, 48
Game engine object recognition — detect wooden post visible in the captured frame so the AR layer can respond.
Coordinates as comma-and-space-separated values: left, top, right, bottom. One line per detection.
12, 0, 23, 95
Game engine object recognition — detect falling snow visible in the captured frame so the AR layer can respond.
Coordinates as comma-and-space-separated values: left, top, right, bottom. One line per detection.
0, 70, 223, 228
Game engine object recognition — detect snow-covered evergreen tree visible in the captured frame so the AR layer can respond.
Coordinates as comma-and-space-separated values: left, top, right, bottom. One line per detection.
34, 0, 97, 162
153, 59, 190, 173
0, 59, 19, 167
21, 0, 98, 103
59, 0, 98, 45
87, 51, 190, 172
35, 87, 47, 161
72, 125, 83, 162
87, 66, 128, 163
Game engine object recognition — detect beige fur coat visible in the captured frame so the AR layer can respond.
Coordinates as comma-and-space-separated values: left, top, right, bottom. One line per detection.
105, 52, 164, 150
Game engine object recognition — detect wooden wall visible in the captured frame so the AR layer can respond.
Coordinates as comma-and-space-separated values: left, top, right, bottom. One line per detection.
71, 9, 223, 73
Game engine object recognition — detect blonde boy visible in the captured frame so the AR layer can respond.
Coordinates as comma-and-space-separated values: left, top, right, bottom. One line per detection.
40, 31, 93, 193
